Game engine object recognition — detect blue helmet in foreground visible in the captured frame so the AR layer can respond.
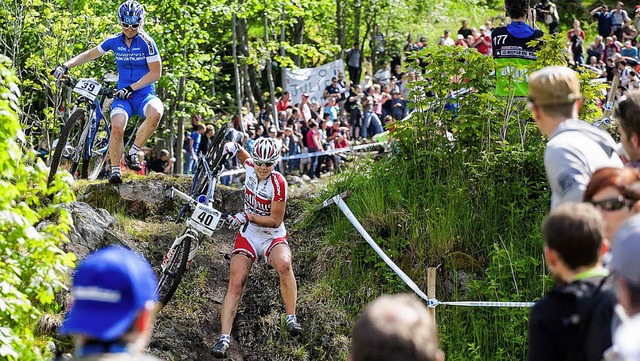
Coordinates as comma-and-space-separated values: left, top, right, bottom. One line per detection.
118, 0, 145, 25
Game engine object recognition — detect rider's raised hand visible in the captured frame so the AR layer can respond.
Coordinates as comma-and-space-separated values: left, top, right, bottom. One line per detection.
222, 142, 240, 158
51, 65, 68, 80
227, 212, 248, 229
114, 86, 134, 99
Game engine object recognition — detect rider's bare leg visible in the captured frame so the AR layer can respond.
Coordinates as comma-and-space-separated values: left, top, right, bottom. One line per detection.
109, 113, 127, 168
132, 99, 163, 149
268, 244, 297, 315
220, 254, 252, 334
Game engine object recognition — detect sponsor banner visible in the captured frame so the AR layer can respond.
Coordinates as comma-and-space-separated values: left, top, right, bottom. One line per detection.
285, 60, 345, 105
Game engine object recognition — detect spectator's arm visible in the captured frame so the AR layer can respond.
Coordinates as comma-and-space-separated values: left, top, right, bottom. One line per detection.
589, 7, 601, 16
189, 138, 195, 156
164, 158, 175, 174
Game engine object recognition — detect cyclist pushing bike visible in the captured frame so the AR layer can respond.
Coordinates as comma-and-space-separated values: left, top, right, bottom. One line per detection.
211, 137, 303, 359
51, 0, 163, 184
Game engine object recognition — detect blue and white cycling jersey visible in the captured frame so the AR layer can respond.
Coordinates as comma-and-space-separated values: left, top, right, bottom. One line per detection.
98, 31, 161, 95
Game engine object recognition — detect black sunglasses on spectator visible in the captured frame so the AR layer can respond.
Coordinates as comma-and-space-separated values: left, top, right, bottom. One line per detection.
589, 195, 636, 211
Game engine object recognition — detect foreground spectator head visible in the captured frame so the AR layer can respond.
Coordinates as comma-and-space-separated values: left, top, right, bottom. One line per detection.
614, 91, 640, 162
583, 167, 640, 241
611, 214, 640, 316
351, 294, 444, 361
504, 0, 530, 19
528, 66, 582, 135
542, 203, 605, 281
60, 246, 158, 353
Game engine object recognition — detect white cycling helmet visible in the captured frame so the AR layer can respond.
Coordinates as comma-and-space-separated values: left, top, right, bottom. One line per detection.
251, 137, 280, 163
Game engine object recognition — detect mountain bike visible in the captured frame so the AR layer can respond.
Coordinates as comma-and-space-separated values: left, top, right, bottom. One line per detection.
156, 124, 235, 308
48, 74, 141, 184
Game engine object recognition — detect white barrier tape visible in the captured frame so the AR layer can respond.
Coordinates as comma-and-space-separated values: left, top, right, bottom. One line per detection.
437, 301, 535, 308
281, 141, 385, 161
333, 195, 431, 303
333, 194, 536, 309
217, 141, 386, 177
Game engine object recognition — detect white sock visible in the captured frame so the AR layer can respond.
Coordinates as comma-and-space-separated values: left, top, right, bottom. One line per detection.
219, 334, 231, 343
128, 144, 140, 156
285, 314, 297, 323
111, 166, 121, 175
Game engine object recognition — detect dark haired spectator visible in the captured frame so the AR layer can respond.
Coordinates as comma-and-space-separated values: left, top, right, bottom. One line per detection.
373, 61, 391, 86
533, 0, 559, 34
613, 90, 640, 167
346, 42, 362, 83
198, 124, 215, 156
185, 124, 205, 175
148, 149, 175, 174
529, 203, 616, 361
458, 19, 473, 39
591, 5, 613, 39
324, 77, 344, 101
306, 120, 323, 179
492, 0, 544, 96
390, 91, 406, 120
438, 29, 455, 46
351, 294, 444, 361
605, 36, 622, 59
621, 18, 637, 44
348, 85, 365, 139
276, 91, 291, 112
299, 93, 312, 122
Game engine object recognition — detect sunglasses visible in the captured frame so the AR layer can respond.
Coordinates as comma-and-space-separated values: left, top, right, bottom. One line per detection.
121, 23, 140, 29
589, 195, 635, 211
254, 161, 274, 168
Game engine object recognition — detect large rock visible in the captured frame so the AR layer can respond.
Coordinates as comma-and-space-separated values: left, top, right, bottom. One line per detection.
61, 201, 123, 259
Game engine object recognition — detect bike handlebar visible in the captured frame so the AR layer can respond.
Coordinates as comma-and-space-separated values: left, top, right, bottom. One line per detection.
62, 76, 115, 96
168, 187, 230, 220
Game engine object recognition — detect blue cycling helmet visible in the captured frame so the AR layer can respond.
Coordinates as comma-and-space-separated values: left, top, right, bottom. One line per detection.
118, 0, 145, 25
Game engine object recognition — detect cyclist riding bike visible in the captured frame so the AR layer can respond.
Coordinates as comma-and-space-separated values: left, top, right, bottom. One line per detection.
211, 137, 302, 359
51, 0, 163, 184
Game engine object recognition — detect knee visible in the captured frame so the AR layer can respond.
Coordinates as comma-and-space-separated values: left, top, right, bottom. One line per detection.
228, 276, 247, 295
111, 123, 125, 139
275, 258, 292, 275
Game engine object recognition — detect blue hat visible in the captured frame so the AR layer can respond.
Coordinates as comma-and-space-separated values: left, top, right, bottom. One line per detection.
60, 245, 158, 341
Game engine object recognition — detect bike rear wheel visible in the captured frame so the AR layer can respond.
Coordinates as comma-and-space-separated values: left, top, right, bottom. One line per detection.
84, 128, 110, 180
48, 109, 86, 185
155, 232, 191, 308
188, 124, 231, 198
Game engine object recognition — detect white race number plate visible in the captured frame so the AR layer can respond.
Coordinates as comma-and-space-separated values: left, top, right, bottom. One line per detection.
73, 78, 102, 101
187, 203, 221, 236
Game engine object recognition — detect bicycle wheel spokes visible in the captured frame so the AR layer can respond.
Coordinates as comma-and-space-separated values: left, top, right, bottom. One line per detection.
155, 233, 191, 308
48, 109, 86, 185
85, 132, 110, 180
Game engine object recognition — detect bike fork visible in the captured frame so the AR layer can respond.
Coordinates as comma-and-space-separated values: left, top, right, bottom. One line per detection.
161, 229, 201, 271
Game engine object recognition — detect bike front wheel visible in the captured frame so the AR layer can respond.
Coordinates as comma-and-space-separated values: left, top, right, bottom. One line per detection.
48, 109, 86, 185
155, 231, 192, 308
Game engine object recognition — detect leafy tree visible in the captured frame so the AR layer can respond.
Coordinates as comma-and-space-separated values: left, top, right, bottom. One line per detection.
0, 55, 75, 360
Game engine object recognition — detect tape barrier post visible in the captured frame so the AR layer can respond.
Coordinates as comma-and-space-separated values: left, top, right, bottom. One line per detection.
428, 267, 437, 320
333, 195, 431, 303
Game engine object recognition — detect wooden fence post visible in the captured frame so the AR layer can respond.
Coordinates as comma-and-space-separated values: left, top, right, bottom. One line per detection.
428, 267, 436, 321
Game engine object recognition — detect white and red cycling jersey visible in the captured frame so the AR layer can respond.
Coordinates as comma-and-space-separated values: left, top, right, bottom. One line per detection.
232, 158, 288, 263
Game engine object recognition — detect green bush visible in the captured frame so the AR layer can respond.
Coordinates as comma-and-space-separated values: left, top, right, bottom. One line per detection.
0, 55, 75, 360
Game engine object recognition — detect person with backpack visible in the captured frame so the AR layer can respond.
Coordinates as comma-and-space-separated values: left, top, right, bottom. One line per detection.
528, 202, 617, 361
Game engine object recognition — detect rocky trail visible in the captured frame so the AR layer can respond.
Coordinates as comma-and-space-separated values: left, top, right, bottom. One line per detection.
59, 173, 352, 361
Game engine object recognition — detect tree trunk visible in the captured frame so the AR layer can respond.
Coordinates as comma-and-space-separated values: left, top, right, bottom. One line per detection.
280, 10, 287, 88
263, 13, 279, 128
237, 16, 262, 109
292, 17, 304, 67
353, 0, 362, 48
232, 14, 245, 131
336, 0, 345, 58
175, 76, 186, 174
